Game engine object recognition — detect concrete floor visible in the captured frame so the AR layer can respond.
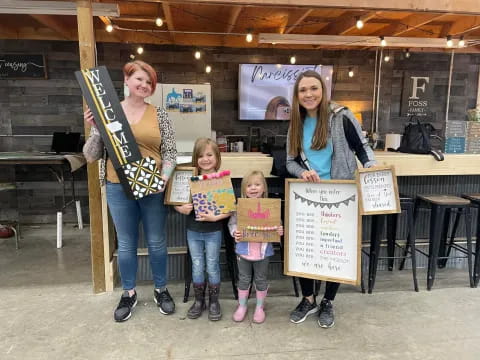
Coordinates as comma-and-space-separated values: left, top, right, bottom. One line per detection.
1, 224, 480, 360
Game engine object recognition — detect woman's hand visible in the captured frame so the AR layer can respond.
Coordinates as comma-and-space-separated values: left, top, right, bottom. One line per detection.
175, 203, 193, 215
233, 230, 242, 242
276, 225, 284, 237
300, 170, 321, 183
84, 108, 96, 127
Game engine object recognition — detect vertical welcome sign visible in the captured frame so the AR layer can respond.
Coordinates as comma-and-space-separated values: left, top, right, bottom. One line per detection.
75, 66, 164, 199
285, 179, 360, 285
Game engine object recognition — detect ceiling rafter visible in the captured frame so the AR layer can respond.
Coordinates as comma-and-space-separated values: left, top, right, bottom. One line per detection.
162, 2, 176, 43
447, 17, 480, 36
371, 13, 448, 36
30, 14, 73, 39
283, 9, 313, 34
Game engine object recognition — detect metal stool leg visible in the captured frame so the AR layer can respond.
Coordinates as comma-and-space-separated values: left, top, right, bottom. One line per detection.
386, 213, 398, 271
438, 208, 451, 268
475, 211, 480, 287
406, 203, 419, 292
427, 205, 445, 291
465, 207, 474, 288
368, 215, 385, 293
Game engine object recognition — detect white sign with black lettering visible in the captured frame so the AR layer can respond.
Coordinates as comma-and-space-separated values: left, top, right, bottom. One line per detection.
164, 166, 196, 205
357, 166, 400, 215
285, 179, 360, 285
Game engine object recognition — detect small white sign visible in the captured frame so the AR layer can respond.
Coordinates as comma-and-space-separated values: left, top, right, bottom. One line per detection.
357, 166, 400, 215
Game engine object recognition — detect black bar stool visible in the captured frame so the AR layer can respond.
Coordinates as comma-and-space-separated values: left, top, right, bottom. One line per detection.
454, 194, 480, 287
414, 195, 473, 290
362, 196, 418, 293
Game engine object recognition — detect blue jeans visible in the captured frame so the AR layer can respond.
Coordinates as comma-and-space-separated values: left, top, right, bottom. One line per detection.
107, 182, 168, 290
187, 230, 222, 285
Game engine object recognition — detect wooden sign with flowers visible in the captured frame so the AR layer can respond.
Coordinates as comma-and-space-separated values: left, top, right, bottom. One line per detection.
189, 170, 236, 217
237, 198, 282, 243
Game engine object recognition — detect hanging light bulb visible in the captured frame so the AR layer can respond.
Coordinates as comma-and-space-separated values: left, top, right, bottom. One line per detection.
155, 17, 163, 27
276, 64, 282, 69
106, 24, 113, 33
446, 35, 453, 47
205, 65, 212, 73
194, 51, 201, 60
348, 67, 354, 78
405, 48, 411, 58
129, 54, 135, 60
137, 46, 144, 55
380, 36, 387, 47
246, 32, 253, 43
459, 36, 465, 48
356, 17, 364, 29
384, 55, 390, 62
290, 56, 296, 64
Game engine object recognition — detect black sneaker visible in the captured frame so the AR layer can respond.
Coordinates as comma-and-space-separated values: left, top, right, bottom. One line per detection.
154, 288, 175, 315
318, 299, 335, 328
114, 291, 137, 322
289, 297, 318, 323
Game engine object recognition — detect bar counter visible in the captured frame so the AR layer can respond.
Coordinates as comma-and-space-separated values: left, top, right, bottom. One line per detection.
373, 152, 480, 176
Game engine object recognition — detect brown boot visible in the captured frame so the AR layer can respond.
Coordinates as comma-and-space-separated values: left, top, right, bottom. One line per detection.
208, 283, 222, 321
187, 283, 206, 319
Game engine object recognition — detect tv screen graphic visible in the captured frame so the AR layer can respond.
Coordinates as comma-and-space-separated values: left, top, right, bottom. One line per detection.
238, 64, 333, 121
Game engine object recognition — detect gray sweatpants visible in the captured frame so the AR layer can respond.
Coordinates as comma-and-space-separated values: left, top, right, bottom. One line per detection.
237, 256, 269, 291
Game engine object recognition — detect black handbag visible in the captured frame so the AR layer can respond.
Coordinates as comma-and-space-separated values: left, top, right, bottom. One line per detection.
398, 117, 444, 161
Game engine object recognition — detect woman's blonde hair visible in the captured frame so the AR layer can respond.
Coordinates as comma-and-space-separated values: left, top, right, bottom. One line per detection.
240, 170, 268, 198
288, 70, 329, 157
191, 137, 221, 171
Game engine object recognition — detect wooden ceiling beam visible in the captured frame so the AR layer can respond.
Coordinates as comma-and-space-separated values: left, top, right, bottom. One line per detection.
0, 0, 118, 16
30, 14, 73, 40
445, 17, 480, 36
371, 13, 448, 36
225, 5, 242, 33
162, 2, 176, 43
319, 10, 379, 35
0, 23, 18, 37
156, 0, 480, 15
283, 9, 313, 34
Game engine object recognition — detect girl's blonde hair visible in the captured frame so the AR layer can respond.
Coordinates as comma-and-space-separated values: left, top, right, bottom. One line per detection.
288, 70, 329, 157
191, 137, 221, 171
240, 170, 268, 198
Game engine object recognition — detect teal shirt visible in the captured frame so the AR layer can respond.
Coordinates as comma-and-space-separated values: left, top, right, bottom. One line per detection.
303, 116, 333, 180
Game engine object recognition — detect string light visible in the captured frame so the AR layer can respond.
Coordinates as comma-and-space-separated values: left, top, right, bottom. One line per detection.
106, 24, 113, 32
348, 67, 354, 77
384, 55, 390, 62
155, 17, 163, 27
446, 35, 453, 47
405, 48, 411, 58
459, 36, 465, 47
290, 56, 296, 64
356, 17, 364, 29
137, 46, 144, 55
246, 32, 253, 43
205, 65, 212, 73
380, 36, 387, 47
194, 51, 201, 60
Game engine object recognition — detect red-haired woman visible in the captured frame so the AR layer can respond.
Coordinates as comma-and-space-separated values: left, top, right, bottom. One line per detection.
83, 60, 177, 322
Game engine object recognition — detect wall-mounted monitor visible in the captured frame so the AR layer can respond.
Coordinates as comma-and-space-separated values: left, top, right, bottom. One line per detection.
238, 64, 333, 121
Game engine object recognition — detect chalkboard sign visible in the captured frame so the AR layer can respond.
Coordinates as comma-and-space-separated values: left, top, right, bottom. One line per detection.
0, 54, 47, 79
356, 166, 400, 215
237, 198, 282, 243
285, 179, 360, 286
164, 166, 197, 205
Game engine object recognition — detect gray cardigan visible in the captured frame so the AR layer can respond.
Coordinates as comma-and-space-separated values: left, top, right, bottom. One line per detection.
286, 103, 376, 180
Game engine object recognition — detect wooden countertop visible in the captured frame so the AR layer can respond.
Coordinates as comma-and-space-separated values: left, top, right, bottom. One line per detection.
373, 151, 480, 176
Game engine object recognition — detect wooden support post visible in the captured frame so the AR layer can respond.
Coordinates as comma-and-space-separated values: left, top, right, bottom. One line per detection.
76, 0, 106, 293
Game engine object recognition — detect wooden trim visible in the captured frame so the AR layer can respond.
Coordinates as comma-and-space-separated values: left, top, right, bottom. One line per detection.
77, 0, 106, 294
113, 246, 189, 256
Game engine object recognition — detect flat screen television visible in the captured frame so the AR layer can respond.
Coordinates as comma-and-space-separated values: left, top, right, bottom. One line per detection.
238, 64, 333, 121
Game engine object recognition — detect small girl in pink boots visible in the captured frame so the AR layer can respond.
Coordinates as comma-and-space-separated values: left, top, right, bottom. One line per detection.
228, 170, 284, 323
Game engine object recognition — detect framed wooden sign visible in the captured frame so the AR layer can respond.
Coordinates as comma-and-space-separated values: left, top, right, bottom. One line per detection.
189, 174, 236, 217
164, 166, 197, 205
356, 166, 401, 215
284, 179, 361, 286
237, 198, 282, 243
0, 54, 47, 79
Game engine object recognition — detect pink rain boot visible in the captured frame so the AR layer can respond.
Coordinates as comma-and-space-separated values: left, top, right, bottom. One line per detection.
253, 288, 268, 324
232, 288, 250, 322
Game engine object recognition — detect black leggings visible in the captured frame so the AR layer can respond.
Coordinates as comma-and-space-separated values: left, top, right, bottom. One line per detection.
299, 277, 340, 301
